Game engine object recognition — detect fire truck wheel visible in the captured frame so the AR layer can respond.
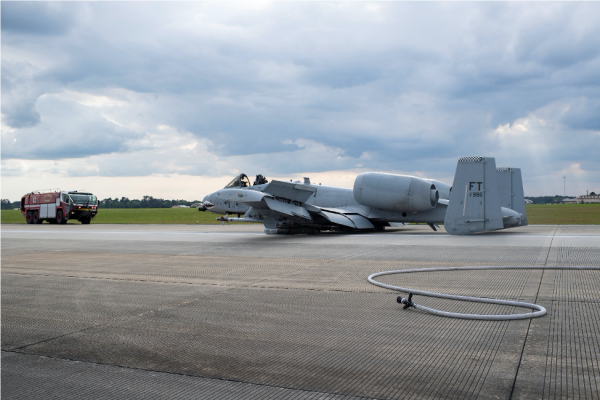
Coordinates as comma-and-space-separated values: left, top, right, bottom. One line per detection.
32, 211, 41, 224
57, 210, 67, 224
26, 211, 34, 224
81, 217, 91, 224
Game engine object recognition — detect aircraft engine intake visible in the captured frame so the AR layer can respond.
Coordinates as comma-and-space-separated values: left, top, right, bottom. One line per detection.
353, 172, 439, 213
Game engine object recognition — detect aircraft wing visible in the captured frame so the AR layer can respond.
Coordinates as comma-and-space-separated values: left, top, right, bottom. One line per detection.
261, 180, 317, 203
234, 181, 375, 230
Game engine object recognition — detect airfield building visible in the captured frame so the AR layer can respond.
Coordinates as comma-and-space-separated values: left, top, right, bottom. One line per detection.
577, 194, 600, 204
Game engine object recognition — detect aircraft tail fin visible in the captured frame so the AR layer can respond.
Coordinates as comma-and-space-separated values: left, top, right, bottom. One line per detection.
496, 167, 528, 226
444, 156, 504, 234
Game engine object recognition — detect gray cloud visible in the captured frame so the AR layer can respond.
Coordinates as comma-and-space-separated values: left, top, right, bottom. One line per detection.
1, 60, 43, 128
560, 97, 600, 131
1, 92, 143, 159
1, 2, 86, 36
2, 2, 599, 197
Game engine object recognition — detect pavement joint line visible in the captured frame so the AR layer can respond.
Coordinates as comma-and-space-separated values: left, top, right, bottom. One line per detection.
249, 285, 377, 294
509, 227, 557, 399
2, 270, 392, 294
1, 351, 375, 400
543, 226, 560, 266
2, 271, 235, 286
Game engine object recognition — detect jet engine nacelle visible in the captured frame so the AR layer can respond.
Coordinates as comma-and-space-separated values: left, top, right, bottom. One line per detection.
353, 172, 439, 213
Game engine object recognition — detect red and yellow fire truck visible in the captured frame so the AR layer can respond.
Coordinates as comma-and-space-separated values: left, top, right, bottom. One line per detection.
20, 190, 98, 224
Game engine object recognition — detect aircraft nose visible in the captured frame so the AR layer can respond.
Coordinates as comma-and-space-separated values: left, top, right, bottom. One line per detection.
198, 200, 214, 212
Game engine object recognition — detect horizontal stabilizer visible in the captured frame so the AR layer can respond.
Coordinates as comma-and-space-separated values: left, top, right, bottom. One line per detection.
496, 167, 528, 226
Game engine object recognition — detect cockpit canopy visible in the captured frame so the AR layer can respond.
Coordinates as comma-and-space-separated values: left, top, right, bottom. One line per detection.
223, 174, 269, 188
224, 174, 251, 188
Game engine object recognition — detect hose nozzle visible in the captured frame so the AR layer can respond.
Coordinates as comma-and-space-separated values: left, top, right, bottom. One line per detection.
397, 293, 415, 310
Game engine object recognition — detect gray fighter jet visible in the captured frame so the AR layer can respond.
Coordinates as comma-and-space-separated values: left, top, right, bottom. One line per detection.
198, 156, 527, 235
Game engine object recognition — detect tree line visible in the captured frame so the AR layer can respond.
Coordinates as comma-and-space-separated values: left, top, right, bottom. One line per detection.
99, 196, 201, 208
1, 199, 20, 210
1, 196, 201, 210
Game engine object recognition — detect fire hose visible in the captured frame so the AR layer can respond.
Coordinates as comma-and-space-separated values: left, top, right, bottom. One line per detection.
368, 266, 600, 320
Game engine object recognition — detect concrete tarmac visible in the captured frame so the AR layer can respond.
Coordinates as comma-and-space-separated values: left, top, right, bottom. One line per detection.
2, 224, 599, 399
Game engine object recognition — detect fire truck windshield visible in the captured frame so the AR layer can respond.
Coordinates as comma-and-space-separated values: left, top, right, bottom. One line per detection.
69, 194, 98, 205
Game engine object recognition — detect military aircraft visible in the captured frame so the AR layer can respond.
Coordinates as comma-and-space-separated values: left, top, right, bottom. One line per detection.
198, 156, 527, 235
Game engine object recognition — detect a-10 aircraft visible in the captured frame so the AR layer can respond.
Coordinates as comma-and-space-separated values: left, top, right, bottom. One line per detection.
198, 156, 528, 235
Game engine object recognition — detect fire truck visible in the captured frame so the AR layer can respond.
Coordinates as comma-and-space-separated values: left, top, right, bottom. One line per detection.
20, 190, 98, 224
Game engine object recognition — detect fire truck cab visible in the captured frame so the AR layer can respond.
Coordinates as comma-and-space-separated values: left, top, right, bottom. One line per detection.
20, 190, 98, 224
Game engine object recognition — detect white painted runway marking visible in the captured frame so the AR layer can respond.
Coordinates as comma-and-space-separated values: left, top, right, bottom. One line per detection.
2, 230, 599, 239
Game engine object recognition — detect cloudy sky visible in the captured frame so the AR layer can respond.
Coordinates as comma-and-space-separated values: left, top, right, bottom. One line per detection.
2, 2, 599, 201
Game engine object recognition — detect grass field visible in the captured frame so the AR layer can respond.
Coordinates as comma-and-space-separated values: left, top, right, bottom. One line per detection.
2, 204, 599, 225
1, 208, 228, 225
524, 204, 600, 225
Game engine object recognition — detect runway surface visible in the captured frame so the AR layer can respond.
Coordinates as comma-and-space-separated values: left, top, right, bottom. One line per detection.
2, 224, 599, 399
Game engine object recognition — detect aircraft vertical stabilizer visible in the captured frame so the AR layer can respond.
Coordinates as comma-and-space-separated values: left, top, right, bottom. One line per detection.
444, 156, 504, 234
496, 167, 528, 226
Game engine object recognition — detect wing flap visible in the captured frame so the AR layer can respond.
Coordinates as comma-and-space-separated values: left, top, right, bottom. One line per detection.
320, 210, 356, 228
313, 207, 374, 229
344, 214, 375, 229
